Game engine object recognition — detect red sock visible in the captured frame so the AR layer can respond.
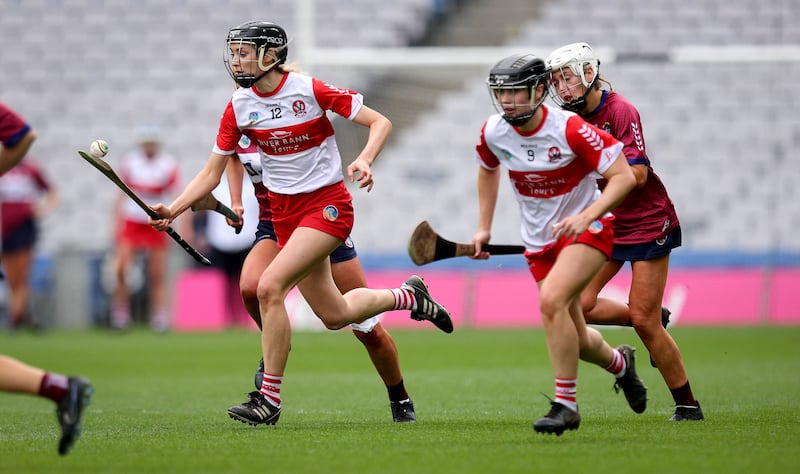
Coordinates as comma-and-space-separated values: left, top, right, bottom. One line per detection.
260, 373, 283, 408
390, 288, 415, 311
555, 378, 578, 411
604, 349, 626, 377
38, 373, 69, 403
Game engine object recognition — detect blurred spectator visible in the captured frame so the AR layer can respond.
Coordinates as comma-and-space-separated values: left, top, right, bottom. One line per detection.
0, 156, 59, 330
111, 125, 180, 331
186, 174, 258, 327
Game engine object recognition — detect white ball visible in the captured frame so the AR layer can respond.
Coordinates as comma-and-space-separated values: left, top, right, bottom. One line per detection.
90, 139, 108, 158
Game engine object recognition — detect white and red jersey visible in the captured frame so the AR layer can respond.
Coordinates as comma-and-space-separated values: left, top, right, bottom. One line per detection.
475, 104, 623, 252
213, 72, 363, 195
119, 148, 180, 223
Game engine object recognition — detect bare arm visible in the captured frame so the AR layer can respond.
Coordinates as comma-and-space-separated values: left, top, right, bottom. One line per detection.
0, 128, 36, 176
225, 155, 245, 229
346, 105, 392, 192
150, 152, 229, 227
472, 166, 501, 258
34, 187, 60, 218
631, 163, 649, 188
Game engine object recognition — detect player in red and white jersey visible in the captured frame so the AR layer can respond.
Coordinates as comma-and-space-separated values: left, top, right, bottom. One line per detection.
0, 157, 59, 329
471, 54, 646, 435
225, 136, 417, 422
112, 126, 180, 331
547, 42, 703, 421
148, 21, 451, 426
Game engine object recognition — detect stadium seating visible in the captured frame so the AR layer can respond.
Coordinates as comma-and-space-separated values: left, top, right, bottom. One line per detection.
1, 0, 797, 258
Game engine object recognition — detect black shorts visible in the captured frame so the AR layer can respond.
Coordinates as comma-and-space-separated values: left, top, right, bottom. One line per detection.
2, 218, 37, 253
611, 226, 682, 262
255, 219, 358, 263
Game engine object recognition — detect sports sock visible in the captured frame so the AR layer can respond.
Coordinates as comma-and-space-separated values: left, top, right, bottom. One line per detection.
387, 380, 409, 402
260, 373, 283, 408
390, 288, 416, 311
38, 373, 69, 402
554, 378, 578, 411
605, 348, 627, 377
670, 381, 698, 406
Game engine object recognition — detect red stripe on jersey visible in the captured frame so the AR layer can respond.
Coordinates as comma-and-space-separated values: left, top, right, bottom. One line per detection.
215, 102, 241, 153
249, 114, 335, 156
508, 156, 595, 198
311, 78, 361, 119
476, 121, 500, 168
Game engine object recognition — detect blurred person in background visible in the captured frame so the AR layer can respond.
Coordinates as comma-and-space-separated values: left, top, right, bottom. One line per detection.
0, 154, 59, 331
0, 102, 36, 175
185, 167, 258, 327
111, 125, 180, 332
225, 136, 417, 422
546, 42, 703, 421
148, 21, 452, 427
471, 53, 646, 435
0, 101, 93, 455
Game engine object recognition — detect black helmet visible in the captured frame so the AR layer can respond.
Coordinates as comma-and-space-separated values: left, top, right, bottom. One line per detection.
486, 54, 549, 126
224, 21, 289, 88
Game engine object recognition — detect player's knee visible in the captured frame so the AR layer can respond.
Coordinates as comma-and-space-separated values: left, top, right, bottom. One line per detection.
538, 293, 566, 321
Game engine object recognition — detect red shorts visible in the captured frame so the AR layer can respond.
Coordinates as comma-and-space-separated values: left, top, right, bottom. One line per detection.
524, 216, 615, 282
118, 219, 168, 249
269, 181, 354, 248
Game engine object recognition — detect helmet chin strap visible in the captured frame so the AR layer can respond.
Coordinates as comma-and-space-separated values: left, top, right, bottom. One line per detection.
233, 49, 281, 88
562, 74, 599, 113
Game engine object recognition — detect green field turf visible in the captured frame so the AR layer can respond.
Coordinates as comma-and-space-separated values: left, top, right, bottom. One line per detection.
1, 326, 798, 473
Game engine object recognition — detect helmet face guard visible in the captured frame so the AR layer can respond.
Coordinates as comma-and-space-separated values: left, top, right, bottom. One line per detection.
487, 54, 548, 126
224, 21, 288, 88
545, 42, 600, 113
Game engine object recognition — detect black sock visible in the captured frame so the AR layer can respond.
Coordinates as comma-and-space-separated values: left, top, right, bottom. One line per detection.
387, 380, 409, 402
670, 381, 698, 406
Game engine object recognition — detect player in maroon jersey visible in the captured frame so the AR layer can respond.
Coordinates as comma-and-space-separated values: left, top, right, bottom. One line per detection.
0, 101, 93, 455
0, 156, 59, 330
148, 21, 451, 426
546, 42, 703, 421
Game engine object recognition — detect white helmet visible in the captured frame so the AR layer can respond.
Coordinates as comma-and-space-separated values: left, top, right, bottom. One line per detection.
545, 42, 600, 113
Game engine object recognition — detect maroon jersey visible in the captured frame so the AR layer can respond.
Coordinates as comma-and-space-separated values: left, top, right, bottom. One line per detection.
582, 91, 679, 244
0, 101, 30, 149
0, 159, 51, 238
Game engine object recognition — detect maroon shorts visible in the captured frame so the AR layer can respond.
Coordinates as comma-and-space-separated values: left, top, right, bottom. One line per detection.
524, 216, 615, 282
269, 181, 354, 248
118, 219, 168, 249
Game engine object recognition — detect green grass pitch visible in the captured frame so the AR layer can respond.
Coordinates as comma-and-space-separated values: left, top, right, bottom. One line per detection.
1, 326, 799, 473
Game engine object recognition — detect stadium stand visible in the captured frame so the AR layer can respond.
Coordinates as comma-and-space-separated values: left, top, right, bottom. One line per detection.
1, 0, 797, 262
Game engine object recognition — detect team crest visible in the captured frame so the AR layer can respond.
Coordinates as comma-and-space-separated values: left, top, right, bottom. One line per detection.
322, 205, 339, 221
248, 112, 259, 123
548, 146, 562, 162
292, 100, 307, 118
603, 121, 612, 134
588, 220, 603, 234
344, 236, 354, 248
237, 135, 251, 148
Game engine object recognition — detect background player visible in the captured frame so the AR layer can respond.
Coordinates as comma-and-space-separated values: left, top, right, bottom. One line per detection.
0, 100, 93, 455
111, 126, 180, 331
